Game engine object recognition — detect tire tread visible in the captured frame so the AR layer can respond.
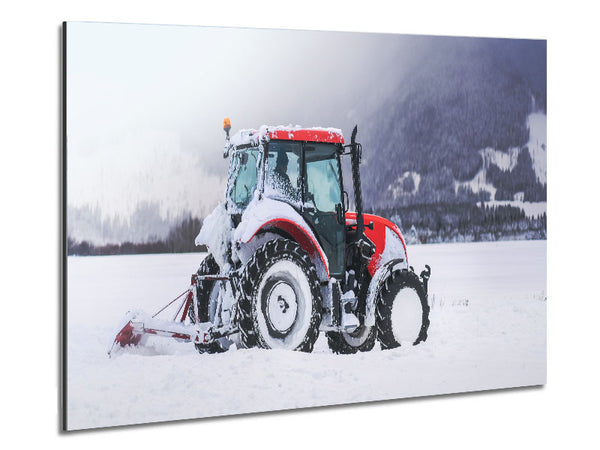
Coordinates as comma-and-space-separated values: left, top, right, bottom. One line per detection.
239, 239, 322, 352
376, 269, 430, 350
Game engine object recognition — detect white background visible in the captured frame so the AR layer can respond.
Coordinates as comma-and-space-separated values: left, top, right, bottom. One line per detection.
1, 0, 598, 448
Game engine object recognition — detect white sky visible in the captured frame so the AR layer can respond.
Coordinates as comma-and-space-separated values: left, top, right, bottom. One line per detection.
66, 22, 421, 219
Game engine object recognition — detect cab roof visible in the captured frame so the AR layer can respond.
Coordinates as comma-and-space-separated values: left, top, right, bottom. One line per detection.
230, 125, 345, 148
269, 127, 344, 144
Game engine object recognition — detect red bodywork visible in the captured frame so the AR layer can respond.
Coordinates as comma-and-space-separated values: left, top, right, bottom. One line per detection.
345, 212, 408, 276
246, 212, 407, 280
268, 128, 344, 144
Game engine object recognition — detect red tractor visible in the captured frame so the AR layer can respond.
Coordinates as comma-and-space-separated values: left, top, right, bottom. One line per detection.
110, 121, 430, 356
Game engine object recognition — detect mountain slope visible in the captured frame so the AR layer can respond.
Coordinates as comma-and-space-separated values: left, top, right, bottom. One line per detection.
359, 37, 547, 209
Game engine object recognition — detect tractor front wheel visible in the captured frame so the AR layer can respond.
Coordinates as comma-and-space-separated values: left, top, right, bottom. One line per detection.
376, 269, 430, 350
239, 239, 322, 352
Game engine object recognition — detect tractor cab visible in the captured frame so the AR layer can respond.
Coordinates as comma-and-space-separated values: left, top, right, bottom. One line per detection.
268, 140, 346, 276
225, 127, 347, 278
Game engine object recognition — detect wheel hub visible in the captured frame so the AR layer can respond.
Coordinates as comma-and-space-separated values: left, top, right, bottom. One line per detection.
277, 295, 290, 313
265, 281, 298, 334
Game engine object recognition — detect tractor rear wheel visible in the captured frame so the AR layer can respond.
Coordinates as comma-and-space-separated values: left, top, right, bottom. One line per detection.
326, 324, 376, 354
376, 269, 430, 350
239, 239, 322, 352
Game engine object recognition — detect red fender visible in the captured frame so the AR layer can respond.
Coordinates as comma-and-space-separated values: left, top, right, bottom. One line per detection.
245, 218, 330, 278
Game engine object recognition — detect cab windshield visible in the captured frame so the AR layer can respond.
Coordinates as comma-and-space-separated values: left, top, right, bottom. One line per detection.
228, 141, 342, 215
229, 148, 259, 208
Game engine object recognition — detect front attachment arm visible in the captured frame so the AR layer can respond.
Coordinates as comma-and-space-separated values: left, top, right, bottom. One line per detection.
108, 273, 233, 358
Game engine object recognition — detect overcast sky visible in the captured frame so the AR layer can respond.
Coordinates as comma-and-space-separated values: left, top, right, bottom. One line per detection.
66, 22, 424, 220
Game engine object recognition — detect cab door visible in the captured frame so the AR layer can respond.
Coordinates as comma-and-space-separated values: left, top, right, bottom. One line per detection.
303, 144, 346, 278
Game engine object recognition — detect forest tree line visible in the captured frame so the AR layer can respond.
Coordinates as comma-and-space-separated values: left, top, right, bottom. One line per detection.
69, 202, 546, 257
68, 216, 206, 256
374, 203, 546, 244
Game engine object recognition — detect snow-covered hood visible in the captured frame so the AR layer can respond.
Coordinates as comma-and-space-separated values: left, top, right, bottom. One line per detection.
234, 197, 322, 251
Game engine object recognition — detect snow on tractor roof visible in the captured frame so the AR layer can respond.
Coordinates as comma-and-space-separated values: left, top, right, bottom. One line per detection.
230, 125, 344, 148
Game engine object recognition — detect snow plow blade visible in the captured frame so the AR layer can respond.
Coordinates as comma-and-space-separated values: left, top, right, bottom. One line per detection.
108, 313, 210, 357
108, 274, 225, 357
112, 315, 146, 348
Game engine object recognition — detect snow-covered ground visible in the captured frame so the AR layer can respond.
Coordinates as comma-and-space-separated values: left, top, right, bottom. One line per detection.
66, 240, 546, 430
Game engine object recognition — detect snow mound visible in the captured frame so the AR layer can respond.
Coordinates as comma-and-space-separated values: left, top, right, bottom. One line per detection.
195, 202, 233, 269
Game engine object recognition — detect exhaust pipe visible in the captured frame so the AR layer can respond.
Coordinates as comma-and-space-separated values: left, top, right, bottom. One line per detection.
350, 125, 364, 238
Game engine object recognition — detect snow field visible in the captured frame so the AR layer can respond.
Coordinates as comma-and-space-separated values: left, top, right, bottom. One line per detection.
66, 240, 546, 430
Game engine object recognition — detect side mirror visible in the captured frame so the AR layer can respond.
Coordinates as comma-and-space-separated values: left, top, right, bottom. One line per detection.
335, 203, 344, 225
342, 190, 349, 211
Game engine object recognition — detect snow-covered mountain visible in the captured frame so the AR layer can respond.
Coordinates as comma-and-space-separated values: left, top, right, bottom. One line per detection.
454, 110, 547, 202
359, 37, 547, 210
